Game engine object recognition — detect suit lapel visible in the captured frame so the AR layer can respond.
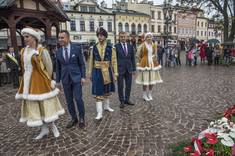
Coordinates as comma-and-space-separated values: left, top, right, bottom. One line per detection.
70, 45, 74, 62
60, 48, 67, 64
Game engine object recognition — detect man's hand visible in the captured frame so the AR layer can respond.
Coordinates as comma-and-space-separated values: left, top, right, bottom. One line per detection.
90, 76, 92, 81
81, 78, 86, 86
56, 83, 62, 91
8, 68, 11, 72
133, 71, 136, 75
113, 75, 117, 83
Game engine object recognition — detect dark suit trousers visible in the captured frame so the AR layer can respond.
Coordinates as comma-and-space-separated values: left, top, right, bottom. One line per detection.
63, 78, 85, 119
11, 69, 19, 87
117, 69, 132, 103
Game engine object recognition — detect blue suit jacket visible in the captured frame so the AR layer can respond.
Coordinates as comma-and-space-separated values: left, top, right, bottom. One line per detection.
56, 45, 86, 85
115, 43, 136, 75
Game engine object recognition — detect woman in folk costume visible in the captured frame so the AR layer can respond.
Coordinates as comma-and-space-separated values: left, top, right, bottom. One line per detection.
16, 26, 65, 139
136, 32, 163, 101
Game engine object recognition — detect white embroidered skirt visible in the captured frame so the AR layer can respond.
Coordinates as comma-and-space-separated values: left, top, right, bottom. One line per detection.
136, 69, 163, 85
20, 96, 65, 127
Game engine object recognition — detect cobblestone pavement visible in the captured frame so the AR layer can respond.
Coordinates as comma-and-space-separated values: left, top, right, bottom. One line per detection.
1, 52, 235, 156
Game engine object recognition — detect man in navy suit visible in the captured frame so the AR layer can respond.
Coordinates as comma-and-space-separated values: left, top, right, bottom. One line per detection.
56, 30, 86, 128
115, 31, 136, 108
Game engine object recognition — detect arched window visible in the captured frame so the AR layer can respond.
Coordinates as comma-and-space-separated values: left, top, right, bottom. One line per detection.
125, 23, 129, 32
131, 23, 136, 34
118, 22, 123, 32
138, 24, 142, 33
144, 24, 147, 32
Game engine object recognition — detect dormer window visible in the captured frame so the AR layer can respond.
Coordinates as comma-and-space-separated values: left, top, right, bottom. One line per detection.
81, 6, 87, 12
89, 7, 95, 12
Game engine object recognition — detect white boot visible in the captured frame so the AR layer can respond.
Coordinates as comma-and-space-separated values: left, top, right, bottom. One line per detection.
51, 122, 59, 138
148, 90, 153, 101
35, 124, 49, 140
95, 102, 103, 120
143, 91, 150, 101
103, 98, 114, 112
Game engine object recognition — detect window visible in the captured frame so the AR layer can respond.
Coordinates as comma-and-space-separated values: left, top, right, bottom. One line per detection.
151, 25, 155, 32
118, 22, 123, 32
131, 23, 136, 34
178, 17, 181, 23
198, 21, 200, 27
182, 28, 184, 35
186, 29, 188, 35
201, 31, 203, 36
90, 21, 94, 31
174, 27, 176, 33
209, 31, 210, 36
81, 6, 87, 12
193, 19, 195, 24
169, 26, 172, 32
201, 22, 203, 27
190, 18, 192, 23
108, 22, 112, 32
193, 29, 195, 35
70, 21, 76, 31
189, 29, 192, 35
182, 17, 185, 23
89, 7, 95, 12
125, 23, 129, 32
186, 17, 188, 23
80, 21, 85, 31
144, 24, 147, 32
205, 22, 207, 27
205, 31, 207, 36
99, 22, 103, 27
212, 32, 213, 37
178, 28, 181, 34
164, 26, 166, 32
151, 11, 155, 19
138, 24, 142, 33
174, 14, 177, 20
197, 30, 199, 36
158, 12, 161, 19
158, 26, 161, 32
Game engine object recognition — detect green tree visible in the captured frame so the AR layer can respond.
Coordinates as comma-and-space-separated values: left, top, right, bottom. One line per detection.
181, 0, 235, 42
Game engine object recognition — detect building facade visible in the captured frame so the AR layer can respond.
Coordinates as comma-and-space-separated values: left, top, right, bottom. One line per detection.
208, 20, 223, 43
196, 10, 208, 42
62, 0, 115, 45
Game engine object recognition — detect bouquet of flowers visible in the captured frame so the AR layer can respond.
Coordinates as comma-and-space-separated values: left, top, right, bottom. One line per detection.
183, 104, 235, 156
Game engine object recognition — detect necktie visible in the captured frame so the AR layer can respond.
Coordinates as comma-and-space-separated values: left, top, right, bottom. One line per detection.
123, 43, 127, 57
65, 48, 69, 62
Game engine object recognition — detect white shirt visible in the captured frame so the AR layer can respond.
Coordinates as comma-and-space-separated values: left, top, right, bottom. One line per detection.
62, 44, 71, 60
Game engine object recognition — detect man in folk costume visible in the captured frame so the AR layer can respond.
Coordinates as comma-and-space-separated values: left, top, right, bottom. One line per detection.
16, 26, 65, 139
6, 47, 21, 88
89, 27, 118, 120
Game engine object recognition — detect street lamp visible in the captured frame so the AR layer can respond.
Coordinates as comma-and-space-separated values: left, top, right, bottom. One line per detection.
162, 0, 176, 47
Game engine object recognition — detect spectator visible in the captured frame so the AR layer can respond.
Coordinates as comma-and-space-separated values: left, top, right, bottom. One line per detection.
171, 45, 177, 67
214, 44, 221, 65
0, 53, 10, 84
206, 43, 214, 66
165, 46, 171, 67
200, 44, 206, 64
185, 44, 190, 65
157, 44, 165, 66
176, 45, 181, 66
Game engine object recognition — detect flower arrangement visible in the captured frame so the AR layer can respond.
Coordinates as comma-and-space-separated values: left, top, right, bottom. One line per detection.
183, 104, 235, 156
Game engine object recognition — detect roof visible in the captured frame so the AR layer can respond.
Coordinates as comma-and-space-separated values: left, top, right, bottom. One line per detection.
48, 0, 70, 21
111, 9, 150, 17
0, 0, 15, 8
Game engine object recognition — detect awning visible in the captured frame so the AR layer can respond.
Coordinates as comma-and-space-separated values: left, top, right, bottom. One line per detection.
0, 39, 8, 50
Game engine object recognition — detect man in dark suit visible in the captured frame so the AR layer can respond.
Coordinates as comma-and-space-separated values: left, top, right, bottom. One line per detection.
56, 30, 86, 128
6, 47, 21, 88
115, 31, 136, 108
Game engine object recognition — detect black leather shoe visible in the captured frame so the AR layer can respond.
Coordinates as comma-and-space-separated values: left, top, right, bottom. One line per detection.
66, 119, 78, 128
79, 117, 85, 128
120, 102, 124, 108
125, 100, 135, 105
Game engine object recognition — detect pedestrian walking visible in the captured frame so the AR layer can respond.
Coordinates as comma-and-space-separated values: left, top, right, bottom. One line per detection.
56, 30, 86, 128
16, 26, 65, 139
115, 31, 136, 109
89, 27, 118, 120
6, 47, 21, 88
136, 32, 163, 101
157, 44, 165, 66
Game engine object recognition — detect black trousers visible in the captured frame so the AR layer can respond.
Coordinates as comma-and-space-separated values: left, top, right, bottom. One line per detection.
176, 53, 181, 65
214, 57, 220, 65
11, 69, 19, 87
